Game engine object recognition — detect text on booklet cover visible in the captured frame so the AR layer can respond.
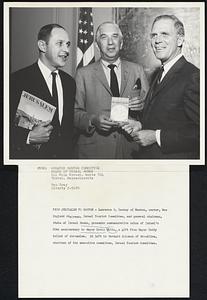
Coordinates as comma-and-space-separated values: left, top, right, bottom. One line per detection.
15, 91, 56, 130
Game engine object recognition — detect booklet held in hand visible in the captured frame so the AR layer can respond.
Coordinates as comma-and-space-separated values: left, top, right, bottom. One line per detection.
15, 91, 56, 130
110, 97, 129, 122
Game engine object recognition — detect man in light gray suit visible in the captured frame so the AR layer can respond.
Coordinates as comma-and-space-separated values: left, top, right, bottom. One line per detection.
74, 22, 149, 159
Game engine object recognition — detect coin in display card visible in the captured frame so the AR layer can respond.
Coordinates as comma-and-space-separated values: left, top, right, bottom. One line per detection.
110, 97, 129, 122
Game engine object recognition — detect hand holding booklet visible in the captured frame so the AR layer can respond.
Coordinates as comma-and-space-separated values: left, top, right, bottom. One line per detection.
15, 90, 56, 130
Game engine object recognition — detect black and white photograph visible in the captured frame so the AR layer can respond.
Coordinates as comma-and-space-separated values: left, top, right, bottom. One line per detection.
2, 2, 206, 299
6, 4, 204, 161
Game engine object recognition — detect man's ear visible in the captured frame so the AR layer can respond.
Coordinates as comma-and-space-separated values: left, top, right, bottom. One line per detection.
94, 41, 100, 51
120, 38, 123, 50
38, 40, 47, 53
177, 35, 184, 47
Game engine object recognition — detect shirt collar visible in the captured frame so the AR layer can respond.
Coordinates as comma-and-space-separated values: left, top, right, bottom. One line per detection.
163, 53, 183, 73
101, 57, 121, 69
38, 59, 58, 79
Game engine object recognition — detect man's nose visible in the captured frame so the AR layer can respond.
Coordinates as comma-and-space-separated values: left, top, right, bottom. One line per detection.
155, 34, 163, 43
63, 43, 69, 53
107, 36, 113, 44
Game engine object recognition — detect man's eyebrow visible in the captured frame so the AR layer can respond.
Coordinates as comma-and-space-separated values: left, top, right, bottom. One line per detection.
56, 39, 71, 44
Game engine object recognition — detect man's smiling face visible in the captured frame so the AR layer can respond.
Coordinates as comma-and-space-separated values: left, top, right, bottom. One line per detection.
44, 27, 70, 70
150, 18, 183, 64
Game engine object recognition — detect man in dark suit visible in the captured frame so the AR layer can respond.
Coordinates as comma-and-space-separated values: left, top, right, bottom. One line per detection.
10, 24, 76, 159
74, 22, 149, 159
122, 15, 200, 159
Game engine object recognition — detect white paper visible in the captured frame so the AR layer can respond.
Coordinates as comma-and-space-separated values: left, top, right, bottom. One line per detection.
3, 2, 205, 298
110, 97, 129, 122
19, 163, 189, 298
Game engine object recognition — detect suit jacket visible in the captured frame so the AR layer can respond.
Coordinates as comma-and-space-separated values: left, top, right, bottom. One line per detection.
10, 62, 76, 159
139, 56, 200, 159
74, 59, 149, 159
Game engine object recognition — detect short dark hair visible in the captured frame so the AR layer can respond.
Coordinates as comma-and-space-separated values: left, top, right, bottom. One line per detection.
152, 15, 185, 37
38, 24, 65, 43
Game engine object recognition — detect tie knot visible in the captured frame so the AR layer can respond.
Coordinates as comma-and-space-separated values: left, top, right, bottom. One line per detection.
108, 64, 116, 70
51, 71, 57, 79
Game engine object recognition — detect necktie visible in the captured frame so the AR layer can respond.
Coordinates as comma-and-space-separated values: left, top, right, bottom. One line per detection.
52, 71, 58, 106
157, 64, 164, 84
152, 65, 164, 96
51, 71, 59, 122
108, 64, 120, 97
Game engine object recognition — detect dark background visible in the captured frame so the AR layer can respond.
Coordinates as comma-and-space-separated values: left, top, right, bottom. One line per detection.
1, 2, 207, 300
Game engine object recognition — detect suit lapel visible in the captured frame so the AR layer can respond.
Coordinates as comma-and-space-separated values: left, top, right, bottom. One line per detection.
120, 60, 130, 96
143, 72, 160, 115
153, 56, 186, 97
144, 56, 187, 114
93, 60, 130, 96
94, 60, 112, 95
33, 63, 60, 127
33, 62, 52, 102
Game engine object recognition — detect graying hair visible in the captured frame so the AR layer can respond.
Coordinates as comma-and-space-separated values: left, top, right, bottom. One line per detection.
95, 22, 123, 43
152, 15, 185, 37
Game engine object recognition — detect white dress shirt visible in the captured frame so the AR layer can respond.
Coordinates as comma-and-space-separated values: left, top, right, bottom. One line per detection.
87, 58, 121, 130
38, 59, 63, 123
101, 58, 122, 92
27, 60, 64, 144
155, 54, 183, 146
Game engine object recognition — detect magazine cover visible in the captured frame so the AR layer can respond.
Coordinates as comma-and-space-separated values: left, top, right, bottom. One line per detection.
15, 90, 56, 130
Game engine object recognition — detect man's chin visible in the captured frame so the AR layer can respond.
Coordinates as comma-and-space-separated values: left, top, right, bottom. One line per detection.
105, 54, 119, 62
57, 62, 66, 68
155, 53, 165, 60
58, 58, 68, 66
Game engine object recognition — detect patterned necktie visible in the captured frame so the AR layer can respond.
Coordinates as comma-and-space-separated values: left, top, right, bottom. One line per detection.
51, 71, 60, 125
108, 64, 120, 97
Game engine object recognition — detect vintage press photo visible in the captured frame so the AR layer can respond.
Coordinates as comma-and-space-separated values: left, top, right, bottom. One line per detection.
4, 2, 204, 164
3, 1, 205, 298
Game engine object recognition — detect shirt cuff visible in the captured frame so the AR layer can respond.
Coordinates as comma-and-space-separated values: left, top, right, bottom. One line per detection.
155, 129, 161, 147
26, 132, 31, 144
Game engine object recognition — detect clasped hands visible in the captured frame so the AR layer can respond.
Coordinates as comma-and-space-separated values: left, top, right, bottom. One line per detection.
91, 114, 156, 147
121, 120, 157, 147
91, 91, 146, 132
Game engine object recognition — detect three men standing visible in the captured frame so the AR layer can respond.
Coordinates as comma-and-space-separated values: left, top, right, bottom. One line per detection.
10, 15, 200, 160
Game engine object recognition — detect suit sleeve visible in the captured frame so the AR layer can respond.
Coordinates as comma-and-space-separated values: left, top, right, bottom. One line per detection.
74, 69, 95, 135
10, 72, 31, 158
160, 70, 200, 154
